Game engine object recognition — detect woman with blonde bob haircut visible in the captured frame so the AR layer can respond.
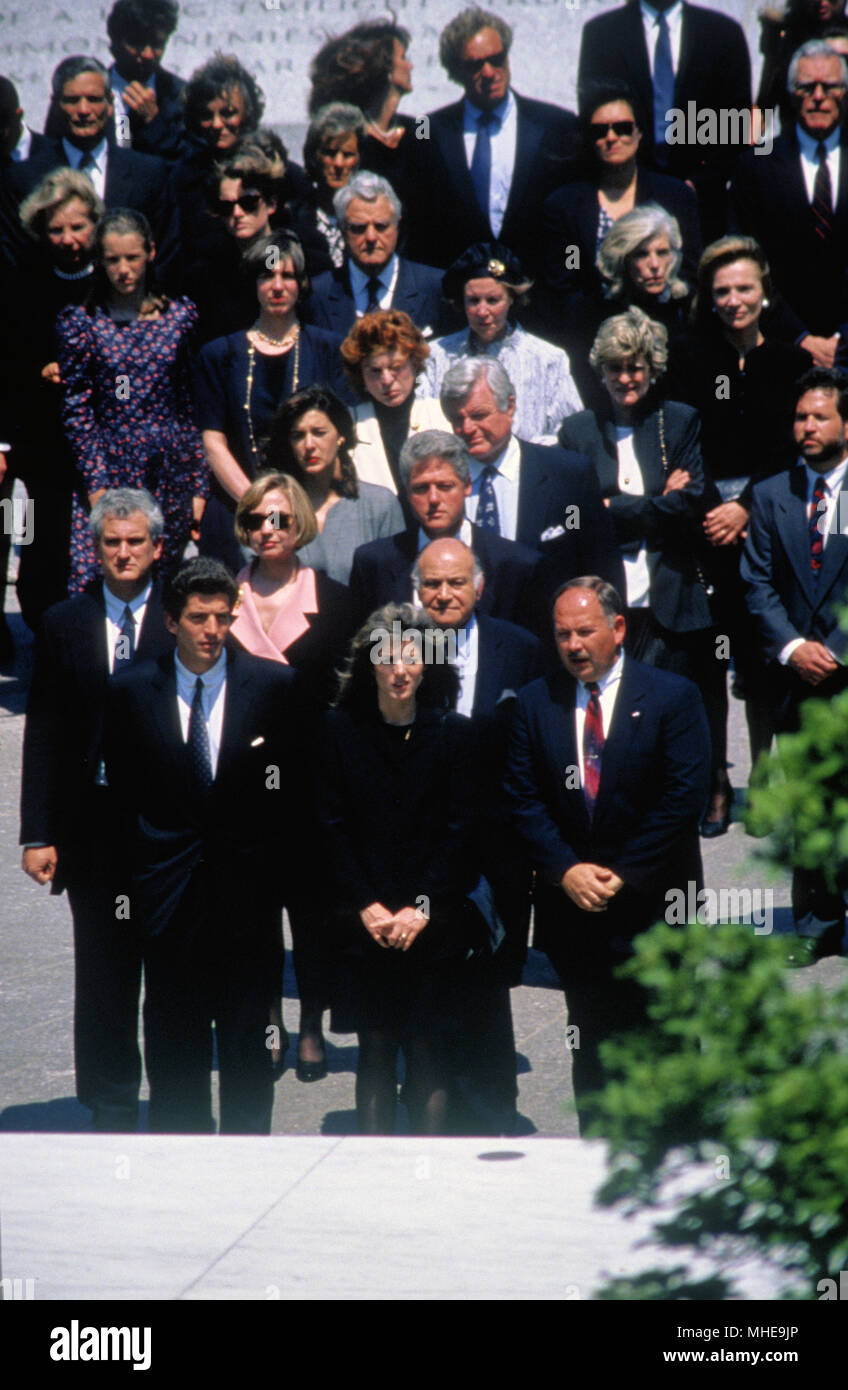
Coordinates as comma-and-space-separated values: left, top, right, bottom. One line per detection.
597, 203, 688, 304
341, 309, 449, 496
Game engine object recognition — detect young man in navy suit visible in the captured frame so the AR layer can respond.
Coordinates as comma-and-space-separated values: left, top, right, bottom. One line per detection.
20, 488, 173, 1131
305, 171, 448, 339
505, 577, 710, 1129
103, 558, 301, 1134
104, 0, 186, 161
405, 7, 579, 271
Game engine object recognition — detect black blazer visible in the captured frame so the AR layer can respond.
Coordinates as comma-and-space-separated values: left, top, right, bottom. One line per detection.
118, 67, 186, 162
741, 465, 848, 667
505, 657, 710, 949
729, 131, 848, 341
577, 1, 751, 180
19, 581, 173, 888
472, 613, 546, 723
8, 140, 181, 284
348, 523, 545, 634
103, 646, 299, 943
559, 400, 715, 632
404, 91, 580, 272
540, 168, 702, 343
305, 255, 448, 339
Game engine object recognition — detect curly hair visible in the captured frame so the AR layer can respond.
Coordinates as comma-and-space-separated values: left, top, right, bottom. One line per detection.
308, 20, 411, 117
183, 53, 264, 135
262, 387, 359, 501
333, 602, 460, 712
340, 309, 430, 395
209, 142, 282, 210
589, 306, 669, 382
439, 7, 512, 84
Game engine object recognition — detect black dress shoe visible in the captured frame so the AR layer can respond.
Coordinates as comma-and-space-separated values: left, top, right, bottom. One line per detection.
700, 786, 734, 838
295, 1056, 328, 1083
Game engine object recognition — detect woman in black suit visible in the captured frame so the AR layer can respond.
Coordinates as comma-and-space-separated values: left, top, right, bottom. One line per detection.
541, 80, 701, 359
319, 603, 484, 1134
558, 305, 729, 835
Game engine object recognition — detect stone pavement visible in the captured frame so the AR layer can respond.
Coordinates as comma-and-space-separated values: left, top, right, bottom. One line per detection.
3, 592, 844, 1143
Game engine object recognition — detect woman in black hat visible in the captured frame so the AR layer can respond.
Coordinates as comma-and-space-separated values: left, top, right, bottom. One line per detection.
417, 242, 582, 441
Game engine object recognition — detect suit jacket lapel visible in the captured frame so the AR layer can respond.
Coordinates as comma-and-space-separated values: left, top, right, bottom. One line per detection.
554, 671, 590, 832
504, 97, 543, 227
675, 4, 698, 101
593, 658, 644, 825
815, 486, 848, 601
778, 466, 818, 608
216, 650, 254, 785
472, 615, 498, 714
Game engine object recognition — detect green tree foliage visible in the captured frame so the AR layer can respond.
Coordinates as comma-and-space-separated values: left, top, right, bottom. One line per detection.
587, 923, 848, 1299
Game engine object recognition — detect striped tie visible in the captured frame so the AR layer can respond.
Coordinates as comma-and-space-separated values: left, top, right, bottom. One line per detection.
813, 143, 833, 242
810, 475, 828, 579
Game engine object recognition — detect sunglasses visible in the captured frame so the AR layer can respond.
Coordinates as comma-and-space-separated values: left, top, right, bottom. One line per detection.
244, 510, 295, 531
462, 50, 508, 75
216, 191, 264, 215
590, 120, 636, 140
346, 221, 393, 236
794, 81, 845, 96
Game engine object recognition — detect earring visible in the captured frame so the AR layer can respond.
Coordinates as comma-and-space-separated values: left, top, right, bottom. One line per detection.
762, 297, 769, 307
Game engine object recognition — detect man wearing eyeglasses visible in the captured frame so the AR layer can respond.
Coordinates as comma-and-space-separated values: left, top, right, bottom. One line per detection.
305, 170, 448, 338
730, 39, 848, 370
404, 7, 579, 273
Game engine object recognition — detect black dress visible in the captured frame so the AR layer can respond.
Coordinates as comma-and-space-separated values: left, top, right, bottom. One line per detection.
318, 704, 485, 1033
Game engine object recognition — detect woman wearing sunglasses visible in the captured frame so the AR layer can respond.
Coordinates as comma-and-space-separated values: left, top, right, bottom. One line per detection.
230, 472, 355, 1083
541, 80, 701, 364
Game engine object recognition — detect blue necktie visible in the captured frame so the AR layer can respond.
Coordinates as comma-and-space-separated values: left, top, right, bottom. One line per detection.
653, 12, 675, 163
470, 110, 496, 223
477, 465, 500, 533
113, 604, 135, 669
188, 677, 214, 790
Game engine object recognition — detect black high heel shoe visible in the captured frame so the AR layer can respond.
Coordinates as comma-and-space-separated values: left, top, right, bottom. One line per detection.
700, 784, 735, 838
296, 1037, 327, 1083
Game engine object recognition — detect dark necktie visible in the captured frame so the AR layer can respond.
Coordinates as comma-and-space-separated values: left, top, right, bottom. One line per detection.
810, 475, 828, 579
813, 142, 833, 242
78, 150, 95, 173
477, 465, 500, 533
113, 604, 135, 669
653, 12, 675, 163
470, 110, 496, 222
187, 677, 214, 790
583, 682, 604, 818
366, 275, 382, 312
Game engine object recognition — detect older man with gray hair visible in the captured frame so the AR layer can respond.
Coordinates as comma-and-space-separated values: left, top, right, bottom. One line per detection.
305, 169, 449, 337
349, 426, 545, 631
439, 357, 624, 593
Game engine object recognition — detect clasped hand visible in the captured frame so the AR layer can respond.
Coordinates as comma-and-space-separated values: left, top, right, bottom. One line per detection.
561, 863, 624, 912
360, 901, 428, 951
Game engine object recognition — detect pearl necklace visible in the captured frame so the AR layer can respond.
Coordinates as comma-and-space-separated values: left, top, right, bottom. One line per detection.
244, 327, 301, 469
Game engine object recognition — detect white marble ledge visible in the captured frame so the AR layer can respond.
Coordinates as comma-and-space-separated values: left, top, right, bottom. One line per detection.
0, 1135, 786, 1301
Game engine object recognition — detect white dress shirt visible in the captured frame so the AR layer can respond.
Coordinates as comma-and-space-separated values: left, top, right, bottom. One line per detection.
11, 126, 33, 161
641, 1, 683, 76
349, 255, 400, 316
103, 580, 152, 675
174, 650, 227, 777
462, 90, 517, 238
450, 612, 479, 718
465, 434, 521, 540
574, 652, 625, 790
779, 456, 848, 666
797, 124, 841, 209
415, 516, 473, 554
615, 426, 651, 609
62, 137, 108, 199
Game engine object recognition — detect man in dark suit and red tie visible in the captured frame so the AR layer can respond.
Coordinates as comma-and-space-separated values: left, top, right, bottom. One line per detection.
103, 557, 301, 1134
742, 367, 848, 963
404, 6, 579, 272
20, 488, 173, 1131
505, 576, 710, 1129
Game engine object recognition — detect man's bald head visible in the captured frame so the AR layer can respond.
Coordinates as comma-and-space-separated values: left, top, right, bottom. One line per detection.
413, 537, 483, 629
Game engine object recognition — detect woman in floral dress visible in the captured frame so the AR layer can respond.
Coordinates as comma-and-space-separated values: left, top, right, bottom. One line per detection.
56, 208, 207, 593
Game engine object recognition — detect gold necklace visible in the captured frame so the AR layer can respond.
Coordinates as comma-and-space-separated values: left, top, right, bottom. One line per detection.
244, 330, 301, 469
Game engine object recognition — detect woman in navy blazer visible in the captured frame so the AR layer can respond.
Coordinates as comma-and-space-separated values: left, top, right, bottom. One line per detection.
558, 305, 728, 836
318, 603, 485, 1134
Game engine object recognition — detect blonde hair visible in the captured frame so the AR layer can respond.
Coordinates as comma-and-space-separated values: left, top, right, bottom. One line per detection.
234, 472, 318, 548
597, 203, 687, 301
20, 168, 103, 240
589, 305, 669, 380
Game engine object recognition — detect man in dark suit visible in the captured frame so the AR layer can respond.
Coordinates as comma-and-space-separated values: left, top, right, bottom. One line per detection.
730, 40, 848, 369
505, 576, 710, 1128
404, 7, 579, 271
20, 488, 173, 1131
578, 0, 751, 238
103, 557, 300, 1134
742, 368, 848, 962
439, 357, 625, 594
8, 56, 179, 282
414, 535, 545, 1133
349, 429, 546, 632
104, 0, 186, 160
305, 171, 447, 338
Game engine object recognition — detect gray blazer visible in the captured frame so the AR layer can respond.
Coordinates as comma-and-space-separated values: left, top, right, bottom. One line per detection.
298, 481, 405, 586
